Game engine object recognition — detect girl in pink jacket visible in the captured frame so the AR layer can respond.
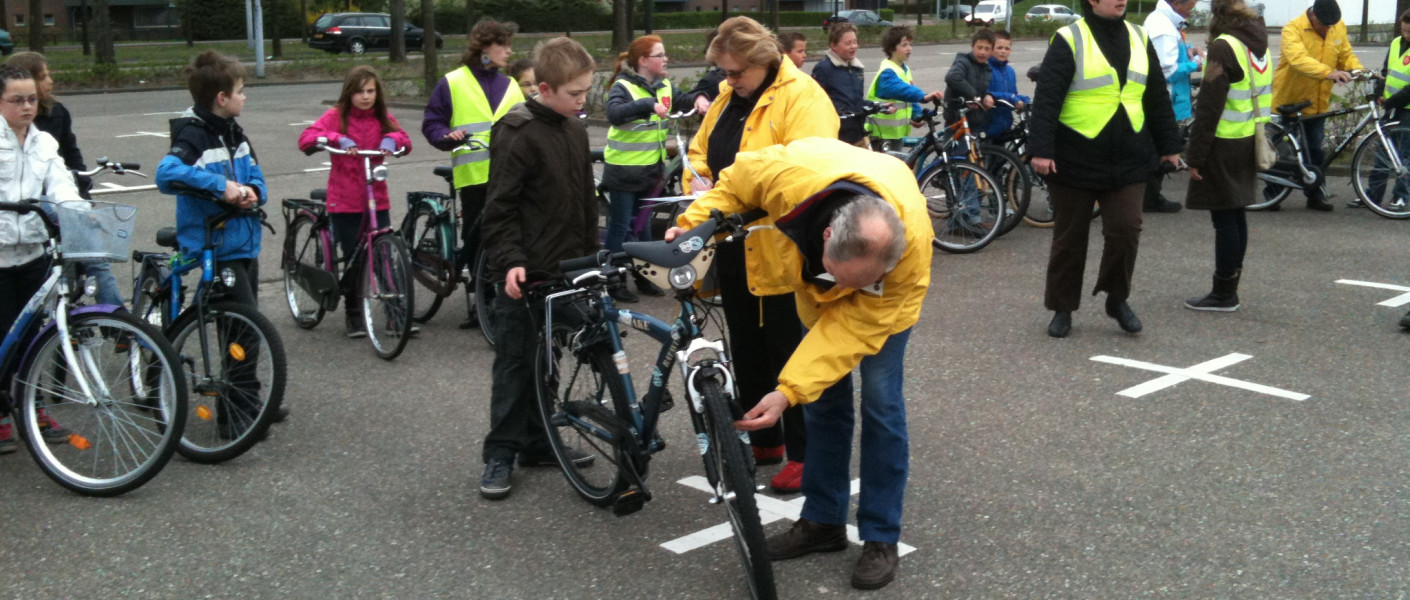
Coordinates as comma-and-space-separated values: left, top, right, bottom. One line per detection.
297, 66, 412, 337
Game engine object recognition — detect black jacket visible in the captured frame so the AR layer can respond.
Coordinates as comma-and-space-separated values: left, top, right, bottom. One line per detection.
1029, 14, 1183, 190
688, 66, 726, 103
601, 70, 690, 193
481, 99, 599, 280
944, 52, 993, 131
34, 101, 90, 198
811, 51, 868, 143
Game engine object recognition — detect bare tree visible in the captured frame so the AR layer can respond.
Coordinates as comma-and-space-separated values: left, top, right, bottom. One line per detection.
721, 0, 729, 24
424, 0, 439, 95
390, 0, 407, 62
94, 0, 115, 65
466, 0, 474, 36
612, 0, 630, 52
300, 0, 309, 42
28, 0, 43, 51
81, 0, 92, 53
767, 0, 779, 30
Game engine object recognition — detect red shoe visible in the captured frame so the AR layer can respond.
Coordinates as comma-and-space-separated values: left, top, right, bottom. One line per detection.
751, 444, 784, 466
770, 460, 803, 494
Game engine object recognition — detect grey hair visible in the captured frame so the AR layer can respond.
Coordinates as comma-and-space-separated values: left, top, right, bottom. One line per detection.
825, 194, 907, 271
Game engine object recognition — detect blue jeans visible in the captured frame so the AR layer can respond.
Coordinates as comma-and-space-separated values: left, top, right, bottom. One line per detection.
604, 190, 643, 253
84, 261, 124, 307
800, 327, 912, 544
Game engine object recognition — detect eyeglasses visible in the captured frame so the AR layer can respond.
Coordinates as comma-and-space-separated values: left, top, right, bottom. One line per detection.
648, 53, 668, 59
3, 95, 37, 107
722, 67, 749, 79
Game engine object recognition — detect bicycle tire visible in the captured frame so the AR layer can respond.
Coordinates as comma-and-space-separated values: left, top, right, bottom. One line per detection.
131, 268, 169, 331
535, 319, 630, 505
281, 213, 328, 330
17, 311, 188, 496
167, 301, 287, 463
979, 144, 1032, 237
473, 245, 497, 348
1351, 124, 1410, 219
401, 201, 452, 322
919, 161, 1006, 253
1249, 123, 1295, 211
364, 233, 415, 360
696, 376, 777, 600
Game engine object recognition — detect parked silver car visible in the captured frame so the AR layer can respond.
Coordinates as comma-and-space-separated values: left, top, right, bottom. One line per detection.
1024, 4, 1081, 23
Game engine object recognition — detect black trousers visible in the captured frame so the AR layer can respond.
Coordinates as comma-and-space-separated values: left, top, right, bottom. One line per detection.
1210, 208, 1248, 275
1045, 181, 1145, 312
330, 210, 390, 311
482, 292, 550, 463
458, 184, 488, 272
212, 258, 263, 432
715, 239, 807, 462
0, 255, 52, 344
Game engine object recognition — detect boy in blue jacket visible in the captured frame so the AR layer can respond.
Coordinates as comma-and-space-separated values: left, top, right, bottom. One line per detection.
155, 50, 267, 308
985, 30, 1031, 139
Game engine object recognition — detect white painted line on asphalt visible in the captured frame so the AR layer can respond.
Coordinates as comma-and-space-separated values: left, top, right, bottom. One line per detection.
303, 161, 332, 173
1336, 279, 1410, 307
663, 476, 916, 556
142, 111, 185, 116
115, 131, 169, 138
90, 183, 157, 195
290, 120, 314, 126
1091, 354, 1309, 401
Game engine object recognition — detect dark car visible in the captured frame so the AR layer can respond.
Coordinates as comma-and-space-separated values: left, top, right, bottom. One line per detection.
308, 12, 444, 55
821, 9, 893, 31
0, 29, 13, 56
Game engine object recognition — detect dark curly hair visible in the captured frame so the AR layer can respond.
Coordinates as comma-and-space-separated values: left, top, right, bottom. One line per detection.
462, 19, 516, 68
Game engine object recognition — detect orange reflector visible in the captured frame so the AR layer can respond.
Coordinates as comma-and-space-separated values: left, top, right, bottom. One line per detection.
196, 405, 213, 420
68, 434, 91, 450
228, 343, 246, 361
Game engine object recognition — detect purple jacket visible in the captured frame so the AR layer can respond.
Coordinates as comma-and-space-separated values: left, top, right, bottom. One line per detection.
422, 66, 511, 152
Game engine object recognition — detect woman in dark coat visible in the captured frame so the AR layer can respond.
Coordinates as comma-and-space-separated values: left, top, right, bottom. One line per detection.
1183, 0, 1268, 311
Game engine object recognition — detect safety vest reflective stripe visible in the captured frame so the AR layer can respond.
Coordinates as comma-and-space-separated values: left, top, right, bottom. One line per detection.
1054, 19, 1149, 139
605, 78, 672, 167
1214, 34, 1272, 139
447, 66, 526, 189
865, 60, 915, 140
1387, 37, 1410, 97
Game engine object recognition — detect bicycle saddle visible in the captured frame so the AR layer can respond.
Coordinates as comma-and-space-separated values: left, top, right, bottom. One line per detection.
1277, 100, 1312, 115
156, 227, 178, 249
432, 166, 453, 181
310, 189, 327, 201
622, 219, 718, 269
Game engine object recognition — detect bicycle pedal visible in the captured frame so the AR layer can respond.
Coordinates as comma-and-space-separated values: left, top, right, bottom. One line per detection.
612, 489, 648, 517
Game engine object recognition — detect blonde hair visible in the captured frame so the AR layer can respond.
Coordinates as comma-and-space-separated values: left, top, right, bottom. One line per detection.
534, 37, 596, 90
706, 16, 781, 70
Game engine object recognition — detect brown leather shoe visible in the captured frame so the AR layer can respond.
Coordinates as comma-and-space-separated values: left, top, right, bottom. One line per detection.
851, 541, 899, 590
766, 518, 848, 560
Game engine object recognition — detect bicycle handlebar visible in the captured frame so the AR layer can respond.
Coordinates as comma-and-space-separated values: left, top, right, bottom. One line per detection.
316, 142, 409, 158
631, 108, 700, 130
0, 200, 58, 238
75, 158, 145, 178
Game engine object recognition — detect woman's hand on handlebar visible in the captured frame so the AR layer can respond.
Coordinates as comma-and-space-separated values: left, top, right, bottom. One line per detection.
442, 129, 467, 142
663, 226, 684, 242
504, 266, 527, 300
690, 175, 714, 194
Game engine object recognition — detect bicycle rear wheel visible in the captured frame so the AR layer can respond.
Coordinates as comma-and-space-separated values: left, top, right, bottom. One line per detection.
364, 233, 415, 360
536, 319, 630, 506
131, 269, 170, 331
473, 246, 497, 348
1250, 123, 1295, 211
696, 375, 776, 600
168, 301, 287, 464
979, 144, 1031, 237
401, 200, 453, 322
17, 311, 188, 496
1351, 124, 1410, 219
282, 214, 328, 329
920, 161, 1005, 253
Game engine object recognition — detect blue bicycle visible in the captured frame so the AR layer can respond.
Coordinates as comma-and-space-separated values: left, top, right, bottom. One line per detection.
130, 185, 287, 464
0, 199, 188, 496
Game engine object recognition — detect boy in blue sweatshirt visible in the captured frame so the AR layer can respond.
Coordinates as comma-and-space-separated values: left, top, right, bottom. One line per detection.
985, 30, 1031, 139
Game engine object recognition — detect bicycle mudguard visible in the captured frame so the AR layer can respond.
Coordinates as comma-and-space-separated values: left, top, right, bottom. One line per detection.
288, 259, 341, 312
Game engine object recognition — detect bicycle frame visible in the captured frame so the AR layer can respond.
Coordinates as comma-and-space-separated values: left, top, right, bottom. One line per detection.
316, 142, 409, 301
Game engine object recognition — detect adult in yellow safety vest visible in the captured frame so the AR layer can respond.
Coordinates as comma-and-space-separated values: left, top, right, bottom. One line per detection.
864, 25, 942, 151
601, 34, 693, 302
665, 138, 931, 591
422, 19, 525, 329
1366, 8, 1410, 223
1028, 0, 1183, 338
1270, 0, 1362, 210
1182, 0, 1270, 313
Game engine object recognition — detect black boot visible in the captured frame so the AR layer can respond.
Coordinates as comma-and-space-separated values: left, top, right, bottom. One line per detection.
1307, 189, 1334, 211
1185, 270, 1241, 312
1143, 172, 1182, 213
1105, 297, 1143, 333
345, 297, 366, 339
1047, 311, 1072, 338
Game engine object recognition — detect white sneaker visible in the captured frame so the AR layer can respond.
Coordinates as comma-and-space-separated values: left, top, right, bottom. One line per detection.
1346, 197, 1364, 208
1391, 198, 1407, 210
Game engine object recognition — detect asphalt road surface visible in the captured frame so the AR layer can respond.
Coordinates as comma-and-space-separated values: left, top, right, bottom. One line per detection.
2, 35, 1408, 599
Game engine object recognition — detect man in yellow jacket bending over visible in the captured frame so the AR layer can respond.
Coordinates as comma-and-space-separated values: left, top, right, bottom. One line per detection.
667, 137, 932, 591
1271, 0, 1362, 211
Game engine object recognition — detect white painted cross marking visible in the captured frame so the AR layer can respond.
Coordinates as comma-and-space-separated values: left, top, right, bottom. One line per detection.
661, 476, 917, 556
115, 131, 169, 139
1336, 279, 1410, 307
1091, 353, 1308, 401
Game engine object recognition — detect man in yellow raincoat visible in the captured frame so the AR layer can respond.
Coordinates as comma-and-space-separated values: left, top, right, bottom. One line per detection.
667, 137, 932, 590
1271, 0, 1363, 211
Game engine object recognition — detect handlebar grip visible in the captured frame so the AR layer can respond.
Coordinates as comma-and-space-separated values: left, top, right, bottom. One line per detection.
560, 250, 610, 273
0, 200, 39, 215
116, 162, 141, 171
727, 208, 769, 227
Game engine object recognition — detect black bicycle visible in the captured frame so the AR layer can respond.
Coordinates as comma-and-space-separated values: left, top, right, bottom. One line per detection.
535, 208, 775, 600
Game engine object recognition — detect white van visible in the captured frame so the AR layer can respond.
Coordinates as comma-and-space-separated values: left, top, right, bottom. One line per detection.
966, 0, 1010, 25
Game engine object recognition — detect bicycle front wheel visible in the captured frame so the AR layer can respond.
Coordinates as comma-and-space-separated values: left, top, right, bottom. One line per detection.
696, 375, 776, 600
920, 161, 1005, 253
364, 233, 415, 360
535, 319, 630, 506
17, 311, 188, 496
979, 144, 1032, 237
168, 301, 287, 463
401, 201, 453, 322
1351, 124, 1410, 219
472, 246, 497, 348
282, 213, 328, 329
